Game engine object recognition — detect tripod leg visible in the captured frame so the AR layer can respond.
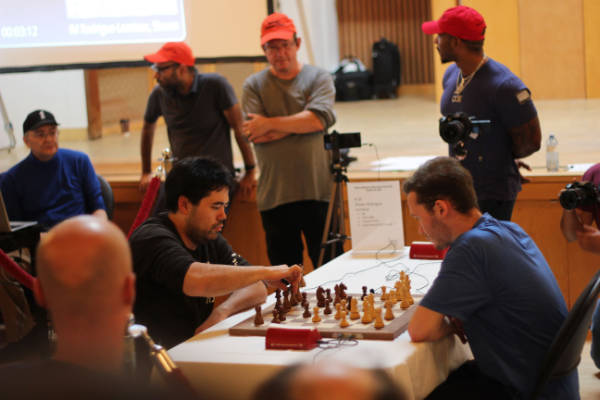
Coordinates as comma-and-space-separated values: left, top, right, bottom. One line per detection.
318, 183, 338, 267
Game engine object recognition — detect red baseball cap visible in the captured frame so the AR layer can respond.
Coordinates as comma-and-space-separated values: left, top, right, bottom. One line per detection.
144, 42, 195, 66
422, 6, 486, 41
260, 13, 296, 46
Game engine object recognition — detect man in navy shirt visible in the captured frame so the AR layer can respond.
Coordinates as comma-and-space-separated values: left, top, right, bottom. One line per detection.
404, 157, 578, 400
0, 110, 106, 229
422, 6, 541, 220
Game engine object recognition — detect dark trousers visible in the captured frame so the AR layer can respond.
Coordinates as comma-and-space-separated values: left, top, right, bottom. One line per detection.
260, 200, 333, 268
425, 361, 518, 400
478, 199, 516, 221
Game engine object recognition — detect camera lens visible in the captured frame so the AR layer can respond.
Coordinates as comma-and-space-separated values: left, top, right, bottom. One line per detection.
559, 189, 581, 210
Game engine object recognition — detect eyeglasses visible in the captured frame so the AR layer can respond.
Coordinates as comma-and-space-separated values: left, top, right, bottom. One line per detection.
264, 40, 295, 54
30, 129, 58, 139
151, 63, 179, 73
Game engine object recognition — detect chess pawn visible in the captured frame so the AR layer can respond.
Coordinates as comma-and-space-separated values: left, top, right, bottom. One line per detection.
271, 309, 281, 324
301, 292, 308, 308
324, 299, 332, 315
339, 311, 350, 328
400, 289, 410, 310
361, 306, 373, 324
350, 297, 360, 320
389, 289, 398, 304
340, 299, 347, 313
361, 285, 368, 300
334, 303, 342, 320
312, 307, 322, 323
303, 303, 312, 318
374, 308, 384, 329
380, 286, 388, 301
254, 305, 264, 326
384, 301, 394, 321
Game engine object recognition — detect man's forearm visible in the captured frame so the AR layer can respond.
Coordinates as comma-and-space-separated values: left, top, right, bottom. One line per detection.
561, 210, 582, 242
182, 263, 292, 297
266, 110, 324, 134
140, 122, 156, 173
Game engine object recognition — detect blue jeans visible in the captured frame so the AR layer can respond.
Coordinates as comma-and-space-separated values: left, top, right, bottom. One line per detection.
591, 300, 600, 369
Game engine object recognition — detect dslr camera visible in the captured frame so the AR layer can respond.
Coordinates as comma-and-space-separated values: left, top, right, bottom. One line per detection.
559, 181, 600, 210
439, 112, 490, 157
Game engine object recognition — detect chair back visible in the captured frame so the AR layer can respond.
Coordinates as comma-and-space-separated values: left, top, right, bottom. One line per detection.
531, 268, 600, 399
97, 175, 114, 220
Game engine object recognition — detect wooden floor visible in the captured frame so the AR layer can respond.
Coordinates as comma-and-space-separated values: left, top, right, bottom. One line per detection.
2, 94, 600, 176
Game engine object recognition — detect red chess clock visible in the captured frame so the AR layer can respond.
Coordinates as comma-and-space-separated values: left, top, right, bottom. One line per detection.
409, 241, 448, 260
265, 327, 322, 350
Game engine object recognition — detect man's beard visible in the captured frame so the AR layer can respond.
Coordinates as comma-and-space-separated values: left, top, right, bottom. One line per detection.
184, 221, 221, 245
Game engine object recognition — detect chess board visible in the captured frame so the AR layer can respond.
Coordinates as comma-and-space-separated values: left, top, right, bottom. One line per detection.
229, 292, 422, 341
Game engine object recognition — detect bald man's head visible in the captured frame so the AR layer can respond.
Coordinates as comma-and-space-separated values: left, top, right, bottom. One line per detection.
35, 216, 134, 318
254, 360, 405, 400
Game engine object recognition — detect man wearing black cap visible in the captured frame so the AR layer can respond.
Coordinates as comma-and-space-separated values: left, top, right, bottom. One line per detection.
139, 42, 256, 199
0, 110, 106, 229
422, 6, 541, 221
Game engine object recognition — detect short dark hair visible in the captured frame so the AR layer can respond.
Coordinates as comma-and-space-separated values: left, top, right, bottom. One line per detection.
403, 156, 478, 214
165, 157, 233, 212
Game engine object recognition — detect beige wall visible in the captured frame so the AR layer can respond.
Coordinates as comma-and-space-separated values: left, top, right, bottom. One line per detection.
430, 0, 599, 100
584, 0, 600, 98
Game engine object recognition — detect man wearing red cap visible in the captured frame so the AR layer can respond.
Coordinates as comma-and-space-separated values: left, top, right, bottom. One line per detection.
422, 6, 541, 221
241, 13, 336, 269
139, 42, 256, 198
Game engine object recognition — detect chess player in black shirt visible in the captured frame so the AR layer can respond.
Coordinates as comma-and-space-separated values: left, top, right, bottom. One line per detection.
129, 157, 302, 349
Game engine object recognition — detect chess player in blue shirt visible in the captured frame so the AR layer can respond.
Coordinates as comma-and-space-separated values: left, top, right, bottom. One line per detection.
0, 109, 106, 230
404, 157, 578, 400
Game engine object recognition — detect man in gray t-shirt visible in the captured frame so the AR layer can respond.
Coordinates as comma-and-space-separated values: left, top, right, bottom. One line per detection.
139, 42, 256, 198
242, 13, 336, 269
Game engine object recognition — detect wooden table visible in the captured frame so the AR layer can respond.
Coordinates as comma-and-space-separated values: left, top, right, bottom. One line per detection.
167, 249, 472, 400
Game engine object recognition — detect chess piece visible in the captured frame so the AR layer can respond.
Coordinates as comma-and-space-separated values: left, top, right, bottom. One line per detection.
271, 309, 281, 324
400, 289, 410, 310
324, 299, 332, 315
295, 288, 303, 304
312, 307, 322, 323
339, 283, 348, 299
346, 295, 353, 311
339, 311, 349, 328
316, 286, 326, 307
290, 289, 299, 307
254, 305, 264, 326
361, 286, 368, 300
389, 289, 398, 304
380, 286, 388, 301
361, 304, 373, 324
333, 284, 340, 305
301, 292, 308, 308
374, 308, 384, 329
334, 303, 342, 320
340, 299, 347, 314
282, 289, 290, 312
384, 301, 394, 321
275, 288, 282, 300
326, 288, 332, 303
303, 303, 312, 318
350, 297, 360, 320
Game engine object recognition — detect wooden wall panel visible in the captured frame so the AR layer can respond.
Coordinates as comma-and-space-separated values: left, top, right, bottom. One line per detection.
519, 0, 586, 99
583, 0, 600, 98
336, 0, 434, 84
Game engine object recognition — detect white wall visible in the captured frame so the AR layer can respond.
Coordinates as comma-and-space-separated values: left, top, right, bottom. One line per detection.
0, 70, 87, 149
278, 0, 340, 72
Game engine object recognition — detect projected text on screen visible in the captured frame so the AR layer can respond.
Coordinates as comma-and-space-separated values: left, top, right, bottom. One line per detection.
0, 0, 186, 48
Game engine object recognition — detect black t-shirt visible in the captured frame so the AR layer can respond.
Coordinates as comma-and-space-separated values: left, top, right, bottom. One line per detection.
129, 212, 248, 349
144, 71, 237, 173
0, 359, 167, 399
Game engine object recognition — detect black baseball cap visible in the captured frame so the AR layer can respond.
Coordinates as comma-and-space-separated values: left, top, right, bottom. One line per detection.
23, 109, 59, 134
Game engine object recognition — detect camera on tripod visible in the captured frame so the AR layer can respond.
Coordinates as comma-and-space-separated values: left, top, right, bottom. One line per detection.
323, 130, 362, 151
439, 112, 490, 157
559, 181, 600, 210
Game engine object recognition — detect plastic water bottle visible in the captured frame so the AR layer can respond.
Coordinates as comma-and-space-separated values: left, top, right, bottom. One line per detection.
546, 133, 559, 172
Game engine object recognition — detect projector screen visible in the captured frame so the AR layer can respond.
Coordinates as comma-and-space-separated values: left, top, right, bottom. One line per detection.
0, 0, 267, 70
